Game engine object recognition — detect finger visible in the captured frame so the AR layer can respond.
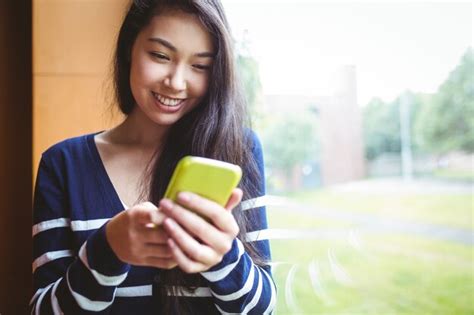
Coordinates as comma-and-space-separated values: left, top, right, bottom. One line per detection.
163, 218, 220, 266
171, 193, 239, 235
167, 238, 208, 274
139, 226, 169, 244
225, 188, 243, 211
142, 243, 173, 258
132, 202, 165, 226
160, 201, 231, 254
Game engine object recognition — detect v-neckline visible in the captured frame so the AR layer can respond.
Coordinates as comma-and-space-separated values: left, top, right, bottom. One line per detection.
86, 131, 129, 210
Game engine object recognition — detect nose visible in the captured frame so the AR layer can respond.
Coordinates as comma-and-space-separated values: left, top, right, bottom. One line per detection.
164, 64, 187, 92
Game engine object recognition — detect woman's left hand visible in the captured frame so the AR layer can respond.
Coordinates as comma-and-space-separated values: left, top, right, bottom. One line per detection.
159, 188, 243, 273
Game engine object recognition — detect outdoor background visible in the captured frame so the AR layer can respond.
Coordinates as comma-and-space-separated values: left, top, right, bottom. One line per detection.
221, 0, 473, 314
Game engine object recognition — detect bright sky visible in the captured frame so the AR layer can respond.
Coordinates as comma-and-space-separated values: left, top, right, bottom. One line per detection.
222, 0, 473, 106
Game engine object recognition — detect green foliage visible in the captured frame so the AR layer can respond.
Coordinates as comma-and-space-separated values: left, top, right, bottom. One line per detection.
415, 48, 474, 154
363, 91, 427, 161
236, 55, 262, 117
261, 112, 319, 173
363, 48, 474, 159
363, 97, 401, 160
235, 43, 320, 182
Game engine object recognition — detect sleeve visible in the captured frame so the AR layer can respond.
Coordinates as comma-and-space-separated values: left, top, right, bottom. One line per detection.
30, 154, 131, 314
199, 132, 277, 314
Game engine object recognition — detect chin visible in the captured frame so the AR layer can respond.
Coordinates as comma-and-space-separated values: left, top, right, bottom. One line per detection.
150, 116, 180, 127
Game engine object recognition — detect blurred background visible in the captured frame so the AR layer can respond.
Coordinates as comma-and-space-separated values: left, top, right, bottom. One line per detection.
0, 0, 472, 314
227, 1, 473, 314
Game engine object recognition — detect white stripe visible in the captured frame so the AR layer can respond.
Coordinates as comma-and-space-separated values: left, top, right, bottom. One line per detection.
32, 218, 70, 236
30, 287, 46, 306
241, 196, 267, 211
78, 242, 128, 286
114, 285, 213, 298
34, 282, 54, 315
212, 264, 255, 301
66, 266, 115, 311
261, 268, 277, 315
215, 285, 263, 315
246, 228, 347, 242
201, 240, 244, 282
32, 217, 111, 235
33, 250, 74, 272
240, 267, 263, 314
245, 230, 268, 242
116, 285, 152, 297
50, 278, 64, 315
167, 286, 212, 297
71, 219, 110, 231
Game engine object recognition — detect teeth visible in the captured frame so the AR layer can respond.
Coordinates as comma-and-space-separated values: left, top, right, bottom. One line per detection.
153, 93, 184, 107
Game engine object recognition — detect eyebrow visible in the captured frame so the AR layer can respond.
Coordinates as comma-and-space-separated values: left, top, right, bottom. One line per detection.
148, 37, 215, 58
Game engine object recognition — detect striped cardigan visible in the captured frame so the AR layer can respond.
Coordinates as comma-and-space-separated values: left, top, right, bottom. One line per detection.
31, 131, 276, 314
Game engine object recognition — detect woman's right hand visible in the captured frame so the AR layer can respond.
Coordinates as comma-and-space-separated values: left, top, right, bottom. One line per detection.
105, 201, 178, 269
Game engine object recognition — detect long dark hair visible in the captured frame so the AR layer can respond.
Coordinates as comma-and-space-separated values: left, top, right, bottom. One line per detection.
113, 0, 266, 313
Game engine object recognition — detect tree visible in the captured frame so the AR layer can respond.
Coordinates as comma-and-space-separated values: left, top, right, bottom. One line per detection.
363, 90, 437, 160
363, 97, 401, 160
414, 48, 474, 154
236, 55, 262, 118
261, 112, 319, 175
235, 32, 264, 126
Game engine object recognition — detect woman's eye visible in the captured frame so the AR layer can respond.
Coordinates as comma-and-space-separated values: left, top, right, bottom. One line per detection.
193, 64, 211, 71
150, 52, 169, 60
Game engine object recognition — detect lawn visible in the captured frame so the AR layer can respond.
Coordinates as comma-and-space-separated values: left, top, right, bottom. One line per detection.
267, 189, 474, 314
430, 169, 474, 182
285, 191, 473, 230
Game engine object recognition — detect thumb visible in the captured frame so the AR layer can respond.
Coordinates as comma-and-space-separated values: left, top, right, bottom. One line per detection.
225, 188, 243, 211
132, 201, 165, 226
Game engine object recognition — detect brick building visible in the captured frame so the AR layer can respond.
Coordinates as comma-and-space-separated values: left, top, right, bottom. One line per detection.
263, 65, 365, 186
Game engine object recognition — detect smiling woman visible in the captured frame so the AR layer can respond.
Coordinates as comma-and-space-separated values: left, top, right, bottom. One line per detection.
30, 0, 275, 314
129, 9, 213, 124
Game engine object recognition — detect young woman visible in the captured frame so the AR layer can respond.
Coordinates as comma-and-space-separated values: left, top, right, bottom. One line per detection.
30, 0, 276, 314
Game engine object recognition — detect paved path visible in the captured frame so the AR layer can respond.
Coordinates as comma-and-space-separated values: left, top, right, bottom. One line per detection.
327, 177, 473, 195
267, 196, 474, 246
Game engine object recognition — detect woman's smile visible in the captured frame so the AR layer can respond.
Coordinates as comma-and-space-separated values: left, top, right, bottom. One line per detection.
151, 91, 187, 113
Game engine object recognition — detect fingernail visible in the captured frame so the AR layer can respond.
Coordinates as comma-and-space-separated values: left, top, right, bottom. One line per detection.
151, 211, 165, 225
178, 192, 190, 203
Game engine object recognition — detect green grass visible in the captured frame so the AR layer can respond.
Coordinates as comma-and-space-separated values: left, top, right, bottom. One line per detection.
431, 169, 474, 182
267, 190, 474, 314
268, 208, 352, 230
285, 191, 473, 230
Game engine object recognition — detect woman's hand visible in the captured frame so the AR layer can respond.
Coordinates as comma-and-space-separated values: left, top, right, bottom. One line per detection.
159, 188, 243, 273
106, 201, 178, 269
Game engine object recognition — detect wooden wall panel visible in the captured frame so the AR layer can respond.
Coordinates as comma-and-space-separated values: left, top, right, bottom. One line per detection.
33, 0, 128, 170
33, 75, 117, 164
34, 0, 128, 75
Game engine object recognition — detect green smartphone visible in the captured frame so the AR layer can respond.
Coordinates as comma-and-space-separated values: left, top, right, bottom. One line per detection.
164, 156, 242, 207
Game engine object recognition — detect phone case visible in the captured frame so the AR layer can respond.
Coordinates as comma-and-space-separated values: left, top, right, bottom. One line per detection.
164, 156, 242, 206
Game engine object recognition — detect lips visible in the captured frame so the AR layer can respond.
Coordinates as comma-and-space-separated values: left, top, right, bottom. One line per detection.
152, 92, 185, 107
151, 91, 188, 114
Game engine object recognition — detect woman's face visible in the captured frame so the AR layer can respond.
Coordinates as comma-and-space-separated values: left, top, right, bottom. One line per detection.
129, 9, 214, 127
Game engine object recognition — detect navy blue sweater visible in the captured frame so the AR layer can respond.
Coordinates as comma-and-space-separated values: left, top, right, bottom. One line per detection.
31, 131, 275, 314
